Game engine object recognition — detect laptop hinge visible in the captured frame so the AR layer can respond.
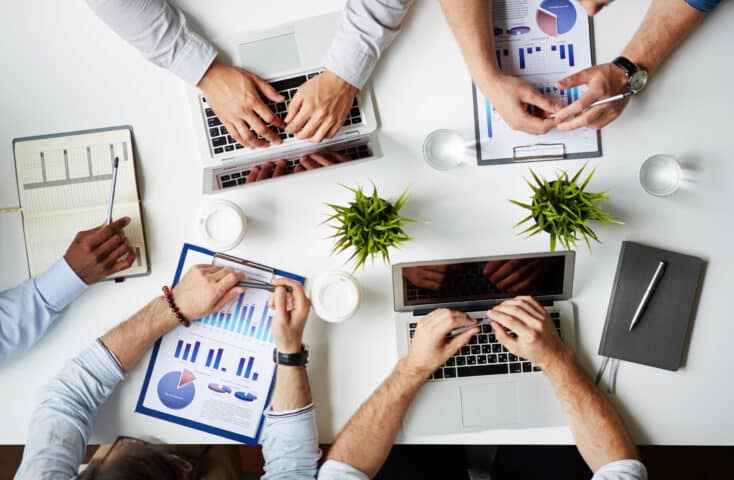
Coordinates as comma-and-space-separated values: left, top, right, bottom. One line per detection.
412, 298, 555, 316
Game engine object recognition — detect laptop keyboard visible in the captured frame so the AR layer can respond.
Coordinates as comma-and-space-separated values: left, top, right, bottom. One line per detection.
408, 311, 562, 380
201, 71, 363, 155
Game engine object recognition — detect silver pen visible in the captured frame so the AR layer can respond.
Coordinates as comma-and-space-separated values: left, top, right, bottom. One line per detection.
106, 157, 119, 224
629, 260, 667, 332
448, 318, 489, 338
550, 91, 633, 119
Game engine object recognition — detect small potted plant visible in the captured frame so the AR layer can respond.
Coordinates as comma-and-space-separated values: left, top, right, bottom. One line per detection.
510, 163, 620, 251
326, 184, 414, 270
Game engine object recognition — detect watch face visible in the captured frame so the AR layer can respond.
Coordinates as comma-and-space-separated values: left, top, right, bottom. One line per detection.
630, 70, 648, 93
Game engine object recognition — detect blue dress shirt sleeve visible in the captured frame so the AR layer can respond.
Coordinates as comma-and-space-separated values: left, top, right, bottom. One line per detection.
684, 0, 720, 13
14, 339, 126, 480
323, 0, 415, 89
85, 0, 218, 85
260, 404, 322, 479
0, 258, 87, 364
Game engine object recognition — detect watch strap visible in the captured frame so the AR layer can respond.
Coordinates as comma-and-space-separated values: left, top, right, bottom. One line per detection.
273, 345, 309, 366
612, 56, 638, 78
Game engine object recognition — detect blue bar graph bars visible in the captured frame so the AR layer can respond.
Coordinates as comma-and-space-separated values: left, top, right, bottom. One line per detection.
519, 48, 525, 69
205, 347, 224, 369
197, 292, 273, 343
235, 356, 259, 380
174, 340, 200, 363
536, 85, 580, 106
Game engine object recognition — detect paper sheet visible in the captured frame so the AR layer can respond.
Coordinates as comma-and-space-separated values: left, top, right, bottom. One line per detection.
473, 0, 600, 164
136, 246, 300, 443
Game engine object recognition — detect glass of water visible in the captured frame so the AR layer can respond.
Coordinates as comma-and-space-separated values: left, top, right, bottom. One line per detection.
639, 154, 681, 196
423, 129, 470, 170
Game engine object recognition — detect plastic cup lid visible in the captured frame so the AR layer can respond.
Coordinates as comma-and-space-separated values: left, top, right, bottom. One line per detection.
198, 200, 246, 251
311, 271, 361, 323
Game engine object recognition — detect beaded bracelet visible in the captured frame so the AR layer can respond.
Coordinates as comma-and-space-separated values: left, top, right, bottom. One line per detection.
162, 286, 190, 327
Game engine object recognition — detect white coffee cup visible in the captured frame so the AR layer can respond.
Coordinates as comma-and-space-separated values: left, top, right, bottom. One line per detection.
311, 271, 362, 323
198, 200, 247, 251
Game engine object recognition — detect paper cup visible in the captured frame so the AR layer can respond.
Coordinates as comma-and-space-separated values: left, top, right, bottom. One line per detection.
311, 271, 362, 323
198, 200, 247, 251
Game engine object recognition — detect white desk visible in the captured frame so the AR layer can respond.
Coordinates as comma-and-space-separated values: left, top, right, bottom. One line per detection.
1, 0, 732, 446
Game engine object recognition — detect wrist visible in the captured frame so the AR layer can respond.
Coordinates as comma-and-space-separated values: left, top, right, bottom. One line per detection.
395, 358, 432, 384
155, 296, 182, 332
198, 59, 223, 90
539, 345, 575, 378
275, 341, 303, 355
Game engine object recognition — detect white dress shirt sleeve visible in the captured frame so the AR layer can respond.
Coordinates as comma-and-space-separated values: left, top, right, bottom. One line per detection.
323, 0, 415, 89
0, 258, 87, 364
85, 0, 218, 86
591, 459, 648, 480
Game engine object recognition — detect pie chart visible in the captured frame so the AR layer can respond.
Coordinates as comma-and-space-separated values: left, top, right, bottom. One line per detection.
235, 391, 257, 402
536, 0, 577, 37
157, 369, 196, 409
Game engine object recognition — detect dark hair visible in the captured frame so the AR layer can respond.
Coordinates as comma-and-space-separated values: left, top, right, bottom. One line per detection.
77, 443, 185, 480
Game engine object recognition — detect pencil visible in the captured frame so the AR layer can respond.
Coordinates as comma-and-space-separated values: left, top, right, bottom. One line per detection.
106, 157, 119, 224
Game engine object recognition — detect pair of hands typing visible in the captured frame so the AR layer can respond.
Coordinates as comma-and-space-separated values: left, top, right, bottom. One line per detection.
198, 61, 357, 149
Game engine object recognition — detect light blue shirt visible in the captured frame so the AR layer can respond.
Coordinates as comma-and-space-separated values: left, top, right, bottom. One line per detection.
684, 0, 720, 13
0, 258, 87, 364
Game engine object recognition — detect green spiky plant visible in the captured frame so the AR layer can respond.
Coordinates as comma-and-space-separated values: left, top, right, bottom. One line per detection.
510, 163, 621, 251
326, 184, 415, 271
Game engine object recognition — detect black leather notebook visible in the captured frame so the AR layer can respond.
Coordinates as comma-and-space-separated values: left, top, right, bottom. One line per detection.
598, 241, 705, 371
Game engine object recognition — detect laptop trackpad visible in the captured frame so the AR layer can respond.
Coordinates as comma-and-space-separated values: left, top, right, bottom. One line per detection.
238, 33, 301, 78
460, 383, 519, 428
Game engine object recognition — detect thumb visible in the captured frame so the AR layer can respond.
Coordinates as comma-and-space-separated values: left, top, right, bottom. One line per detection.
273, 286, 288, 318
448, 327, 479, 354
555, 69, 591, 90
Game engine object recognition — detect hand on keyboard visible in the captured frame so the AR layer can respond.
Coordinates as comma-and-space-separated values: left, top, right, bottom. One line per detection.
285, 70, 358, 143
403, 309, 480, 378
488, 296, 569, 370
198, 60, 285, 148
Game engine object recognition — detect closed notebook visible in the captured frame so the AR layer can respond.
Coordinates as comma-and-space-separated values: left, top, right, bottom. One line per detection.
598, 241, 704, 371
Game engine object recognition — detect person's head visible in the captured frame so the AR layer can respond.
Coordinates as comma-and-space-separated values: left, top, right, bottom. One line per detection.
77, 437, 196, 480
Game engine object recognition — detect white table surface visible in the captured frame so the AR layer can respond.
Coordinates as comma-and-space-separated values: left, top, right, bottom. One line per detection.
1, 0, 733, 446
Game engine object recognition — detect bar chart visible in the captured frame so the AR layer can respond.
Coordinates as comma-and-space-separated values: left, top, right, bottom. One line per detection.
174, 340, 201, 363
534, 83, 580, 106
236, 356, 260, 381
197, 292, 275, 343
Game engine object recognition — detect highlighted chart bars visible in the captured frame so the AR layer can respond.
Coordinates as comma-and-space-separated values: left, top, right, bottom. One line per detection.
236, 356, 261, 382
198, 292, 274, 343
174, 340, 200, 363
536, 0, 577, 37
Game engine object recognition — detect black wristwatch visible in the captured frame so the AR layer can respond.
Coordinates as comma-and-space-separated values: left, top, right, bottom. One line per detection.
612, 56, 648, 94
273, 345, 309, 366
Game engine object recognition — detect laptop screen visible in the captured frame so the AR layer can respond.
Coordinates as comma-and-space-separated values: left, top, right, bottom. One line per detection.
394, 252, 572, 309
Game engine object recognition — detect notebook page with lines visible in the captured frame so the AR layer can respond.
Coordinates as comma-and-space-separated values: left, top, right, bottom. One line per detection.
12, 127, 148, 279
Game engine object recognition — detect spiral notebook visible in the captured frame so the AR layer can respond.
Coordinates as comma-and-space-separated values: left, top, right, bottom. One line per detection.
598, 241, 705, 371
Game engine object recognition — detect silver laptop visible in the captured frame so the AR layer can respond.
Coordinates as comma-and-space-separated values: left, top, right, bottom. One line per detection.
392, 251, 577, 436
187, 12, 380, 194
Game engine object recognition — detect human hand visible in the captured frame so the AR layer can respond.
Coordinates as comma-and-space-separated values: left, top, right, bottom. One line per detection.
403, 265, 448, 291
482, 259, 541, 294
403, 309, 479, 378
480, 73, 562, 135
245, 159, 290, 184
268, 278, 311, 354
171, 265, 246, 320
198, 60, 285, 148
553, 63, 630, 131
488, 296, 569, 370
63, 217, 137, 284
294, 151, 350, 172
579, 0, 615, 15
285, 70, 358, 142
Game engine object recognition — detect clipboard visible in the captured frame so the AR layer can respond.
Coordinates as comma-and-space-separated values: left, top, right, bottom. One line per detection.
136, 243, 305, 444
471, 0, 602, 165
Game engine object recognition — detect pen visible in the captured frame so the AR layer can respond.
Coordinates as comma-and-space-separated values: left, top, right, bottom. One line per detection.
237, 281, 292, 293
629, 260, 667, 332
448, 318, 489, 338
106, 157, 119, 224
550, 91, 634, 119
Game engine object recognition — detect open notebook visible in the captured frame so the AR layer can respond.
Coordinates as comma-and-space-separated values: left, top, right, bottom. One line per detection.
12, 126, 149, 279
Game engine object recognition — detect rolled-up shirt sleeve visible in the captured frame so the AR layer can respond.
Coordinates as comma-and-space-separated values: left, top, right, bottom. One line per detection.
85, 0, 218, 85
684, 0, 720, 13
260, 404, 321, 479
0, 258, 87, 364
14, 339, 126, 480
591, 459, 648, 480
323, 0, 414, 89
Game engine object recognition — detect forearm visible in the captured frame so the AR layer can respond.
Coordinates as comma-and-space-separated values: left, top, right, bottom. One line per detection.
326, 359, 425, 477
271, 365, 311, 411
101, 296, 178, 372
621, 0, 706, 78
439, 0, 499, 87
545, 350, 638, 472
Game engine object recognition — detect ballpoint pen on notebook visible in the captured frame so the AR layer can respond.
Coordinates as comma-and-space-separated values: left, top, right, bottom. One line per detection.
106, 157, 119, 224
237, 281, 292, 293
629, 260, 667, 332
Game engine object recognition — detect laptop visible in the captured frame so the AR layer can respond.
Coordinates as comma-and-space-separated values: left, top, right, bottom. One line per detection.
392, 251, 577, 435
187, 12, 380, 194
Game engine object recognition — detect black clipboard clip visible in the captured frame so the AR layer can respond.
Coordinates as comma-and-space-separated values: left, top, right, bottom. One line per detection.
512, 143, 566, 162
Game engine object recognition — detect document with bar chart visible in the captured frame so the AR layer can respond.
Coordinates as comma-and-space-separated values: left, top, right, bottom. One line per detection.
136, 243, 305, 444
472, 0, 600, 164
